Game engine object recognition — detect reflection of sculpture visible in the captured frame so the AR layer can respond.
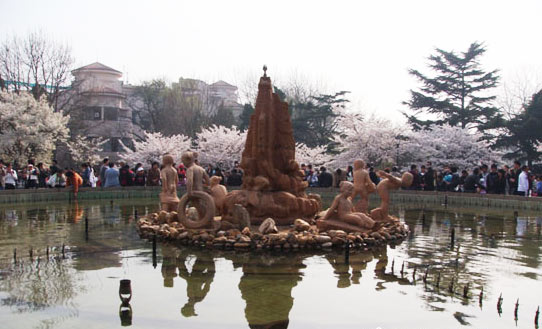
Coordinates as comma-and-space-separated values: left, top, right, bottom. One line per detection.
325, 251, 374, 288
209, 176, 227, 215
351, 160, 376, 213
160, 154, 180, 212
161, 246, 177, 288
178, 151, 215, 229
370, 170, 413, 222
178, 250, 215, 317
317, 181, 375, 232
222, 70, 320, 225
238, 253, 305, 328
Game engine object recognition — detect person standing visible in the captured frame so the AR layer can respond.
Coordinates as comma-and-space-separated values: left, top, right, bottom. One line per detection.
147, 162, 161, 186
226, 168, 243, 186
37, 163, 48, 188
104, 162, 120, 188
26, 164, 39, 188
81, 163, 91, 187
517, 165, 530, 196
510, 161, 521, 194
318, 167, 333, 188
50, 160, 59, 176
486, 164, 500, 194
424, 162, 435, 191
4, 163, 17, 190
99, 158, 109, 187
134, 167, 146, 186
409, 165, 421, 190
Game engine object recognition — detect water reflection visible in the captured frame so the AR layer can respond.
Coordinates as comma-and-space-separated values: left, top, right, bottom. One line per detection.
0, 201, 542, 328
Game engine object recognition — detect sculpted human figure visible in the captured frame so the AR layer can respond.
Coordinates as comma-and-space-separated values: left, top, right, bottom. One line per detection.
351, 160, 376, 213
209, 176, 227, 215
160, 154, 180, 212
323, 181, 375, 230
178, 151, 215, 229
182, 151, 209, 195
370, 170, 413, 222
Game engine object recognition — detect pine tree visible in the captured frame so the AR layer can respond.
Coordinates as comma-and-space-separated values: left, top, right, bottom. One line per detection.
403, 42, 500, 132
492, 90, 542, 166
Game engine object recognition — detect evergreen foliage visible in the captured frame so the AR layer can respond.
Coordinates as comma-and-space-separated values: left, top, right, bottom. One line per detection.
403, 42, 500, 132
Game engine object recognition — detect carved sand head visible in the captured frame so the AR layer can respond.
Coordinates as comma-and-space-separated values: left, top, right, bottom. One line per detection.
162, 154, 174, 167
339, 181, 354, 194
401, 172, 414, 188
181, 151, 195, 167
210, 176, 222, 186
353, 159, 365, 170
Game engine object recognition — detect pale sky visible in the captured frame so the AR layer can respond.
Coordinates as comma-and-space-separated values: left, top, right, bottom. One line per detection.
1, 0, 541, 122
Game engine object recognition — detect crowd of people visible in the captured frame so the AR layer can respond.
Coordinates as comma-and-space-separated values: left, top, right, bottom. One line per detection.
0, 158, 541, 198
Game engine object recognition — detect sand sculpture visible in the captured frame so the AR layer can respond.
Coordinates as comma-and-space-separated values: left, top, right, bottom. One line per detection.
221, 68, 320, 225
138, 67, 412, 251
159, 154, 180, 212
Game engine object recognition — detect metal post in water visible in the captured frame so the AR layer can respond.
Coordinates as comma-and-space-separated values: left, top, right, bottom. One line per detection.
29, 247, 33, 260
13, 248, 16, 264
444, 195, 448, 207
423, 267, 428, 284
463, 283, 469, 298
451, 227, 455, 248
46, 246, 49, 258
85, 215, 89, 241
62, 244, 65, 259
497, 293, 503, 315
391, 259, 394, 274
436, 272, 441, 288
535, 306, 539, 326
344, 241, 350, 264
422, 213, 426, 226
514, 299, 519, 320
152, 235, 157, 269
448, 278, 454, 294
400, 261, 405, 277
479, 287, 484, 304
412, 266, 417, 281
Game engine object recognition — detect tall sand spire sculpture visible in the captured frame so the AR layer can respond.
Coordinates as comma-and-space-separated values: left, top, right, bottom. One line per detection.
222, 68, 321, 225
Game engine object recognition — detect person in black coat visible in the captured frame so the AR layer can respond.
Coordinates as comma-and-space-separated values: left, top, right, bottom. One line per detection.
318, 167, 333, 188
226, 169, 243, 186
464, 168, 480, 193
424, 161, 435, 191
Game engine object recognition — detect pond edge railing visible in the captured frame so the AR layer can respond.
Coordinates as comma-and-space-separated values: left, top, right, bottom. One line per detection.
1, 186, 542, 210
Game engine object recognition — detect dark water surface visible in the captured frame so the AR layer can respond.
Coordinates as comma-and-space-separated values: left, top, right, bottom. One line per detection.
0, 199, 541, 329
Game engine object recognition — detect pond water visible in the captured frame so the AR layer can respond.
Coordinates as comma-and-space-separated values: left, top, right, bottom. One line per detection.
0, 199, 541, 329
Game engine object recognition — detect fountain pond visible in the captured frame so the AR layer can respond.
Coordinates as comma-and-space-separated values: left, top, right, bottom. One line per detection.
0, 199, 540, 328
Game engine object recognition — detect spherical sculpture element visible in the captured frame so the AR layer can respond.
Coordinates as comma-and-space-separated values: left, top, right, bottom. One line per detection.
178, 191, 216, 229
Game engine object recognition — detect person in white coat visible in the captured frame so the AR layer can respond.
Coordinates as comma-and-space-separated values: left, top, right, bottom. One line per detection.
517, 165, 530, 197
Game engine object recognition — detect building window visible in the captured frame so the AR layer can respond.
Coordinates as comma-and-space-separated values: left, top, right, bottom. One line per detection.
104, 107, 119, 121
83, 106, 102, 120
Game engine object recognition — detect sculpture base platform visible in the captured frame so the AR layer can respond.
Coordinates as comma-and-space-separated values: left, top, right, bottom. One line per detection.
136, 211, 409, 253
316, 219, 371, 234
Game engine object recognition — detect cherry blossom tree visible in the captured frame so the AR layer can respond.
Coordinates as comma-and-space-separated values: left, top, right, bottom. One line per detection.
331, 113, 404, 168
119, 131, 191, 167
66, 136, 106, 165
295, 143, 331, 167
0, 91, 69, 164
194, 125, 246, 169
399, 124, 502, 168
